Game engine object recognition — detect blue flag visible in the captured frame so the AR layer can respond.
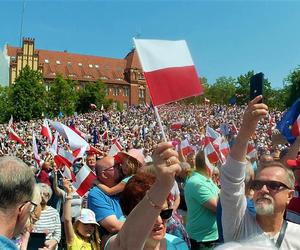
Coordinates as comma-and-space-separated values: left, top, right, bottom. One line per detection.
276, 98, 300, 144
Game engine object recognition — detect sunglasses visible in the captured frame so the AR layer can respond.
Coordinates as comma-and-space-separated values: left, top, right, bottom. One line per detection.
160, 208, 173, 220
250, 180, 291, 192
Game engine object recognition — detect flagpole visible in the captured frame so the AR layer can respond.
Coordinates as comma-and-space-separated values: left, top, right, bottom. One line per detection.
154, 107, 167, 142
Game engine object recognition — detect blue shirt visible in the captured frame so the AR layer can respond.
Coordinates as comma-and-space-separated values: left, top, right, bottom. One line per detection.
88, 186, 123, 236
0, 235, 18, 250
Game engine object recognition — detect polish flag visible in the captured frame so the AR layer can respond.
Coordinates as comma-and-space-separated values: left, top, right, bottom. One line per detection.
219, 138, 230, 163
62, 165, 76, 183
69, 124, 89, 141
50, 121, 89, 158
108, 139, 123, 157
41, 119, 53, 143
230, 122, 239, 135
134, 39, 203, 106
204, 142, 220, 164
206, 126, 221, 144
32, 133, 41, 167
102, 130, 108, 141
86, 145, 104, 156
203, 147, 216, 174
180, 139, 194, 156
170, 122, 183, 130
73, 165, 96, 197
291, 114, 300, 137
8, 127, 25, 145
57, 148, 76, 168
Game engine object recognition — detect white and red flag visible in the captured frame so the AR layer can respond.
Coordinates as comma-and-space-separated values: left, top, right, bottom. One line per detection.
108, 139, 123, 157
291, 114, 300, 137
8, 127, 25, 145
134, 39, 203, 106
180, 139, 194, 156
8, 115, 13, 128
41, 119, 53, 143
73, 165, 96, 197
247, 143, 257, 159
32, 133, 41, 167
50, 121, 89, 158
69, 124, 89, 141
206, 126, 221, 144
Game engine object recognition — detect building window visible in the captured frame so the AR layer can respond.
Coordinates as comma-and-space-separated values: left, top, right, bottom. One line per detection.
123, 102, 128, 109
56, 60, 61, 64
139, 89, 145, 98
78, 63, 82, 67
67, 62, 72, 66
44, 59, 49, 63
95, 64, 99, 68
124, 87, 129, 97
112, 87, 119, 96
100, 76, 108, 80
88, 64, 93, 68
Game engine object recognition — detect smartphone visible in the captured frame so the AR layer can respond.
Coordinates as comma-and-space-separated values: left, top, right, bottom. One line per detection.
250, 72, 264, 102
27, 232, 46, 250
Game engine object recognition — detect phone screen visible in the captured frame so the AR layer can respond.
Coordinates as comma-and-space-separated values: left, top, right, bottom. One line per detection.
250, 72, 264, 102
27, 232, 46, 250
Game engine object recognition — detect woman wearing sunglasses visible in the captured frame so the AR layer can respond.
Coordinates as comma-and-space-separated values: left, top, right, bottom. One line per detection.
104, 142, 189, 250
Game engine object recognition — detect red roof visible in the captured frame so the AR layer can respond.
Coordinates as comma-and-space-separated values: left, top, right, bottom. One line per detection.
7, 45, 142, 83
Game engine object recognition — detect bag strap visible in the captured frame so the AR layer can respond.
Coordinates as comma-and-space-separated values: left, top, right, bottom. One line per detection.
275, 220, 288, 249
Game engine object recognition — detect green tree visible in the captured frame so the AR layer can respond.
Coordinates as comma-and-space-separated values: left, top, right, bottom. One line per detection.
76, 80, 108, 113
284, 66, 300, 107
207, 76, 237, 104
47, 75, 78, 116
9, 65, 46, 121
0, 86, 10, 123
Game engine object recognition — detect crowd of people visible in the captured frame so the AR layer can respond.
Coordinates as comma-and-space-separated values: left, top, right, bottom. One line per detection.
0, 98, 300, 250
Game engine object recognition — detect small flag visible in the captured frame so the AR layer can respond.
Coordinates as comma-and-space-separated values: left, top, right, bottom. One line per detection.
134, 39, 203, 106
32, 133, 41, 167
73, 165, 96, 197
8, 127, 25, 145
108, 139, 123, 157
41, 119, 53, 143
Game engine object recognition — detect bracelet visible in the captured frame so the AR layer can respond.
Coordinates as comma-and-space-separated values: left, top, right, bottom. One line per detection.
65, 195, 73, 200
145, 191, 163, 210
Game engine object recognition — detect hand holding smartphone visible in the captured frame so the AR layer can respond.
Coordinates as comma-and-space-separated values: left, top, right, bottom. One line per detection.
27, 232, 46, 250
250, 72, 264, 102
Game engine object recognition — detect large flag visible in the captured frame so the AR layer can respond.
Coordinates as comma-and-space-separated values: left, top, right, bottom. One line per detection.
206, 126, 221, 143
134, 39, 203, 106
73, 165, 96, 197
276, 98, 300, 144
50, 121, 89, 158
8, 127, 25, 145
41, 119, 53, 143
32, 133, 41, 167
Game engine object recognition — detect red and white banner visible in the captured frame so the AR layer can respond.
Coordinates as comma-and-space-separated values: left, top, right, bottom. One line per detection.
41, 119, 53, 143
32, 133, 41, 167
8, 127, 25, 145
73, 165, 96, 197
291, 114, 300, 137
134, 39, 203, 106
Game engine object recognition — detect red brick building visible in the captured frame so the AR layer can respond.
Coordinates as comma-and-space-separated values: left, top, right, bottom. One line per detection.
7, 38, 151, 107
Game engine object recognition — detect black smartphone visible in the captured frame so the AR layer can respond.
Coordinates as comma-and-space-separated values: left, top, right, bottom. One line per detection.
250, 72, 264, 102
27, 232, 46, 250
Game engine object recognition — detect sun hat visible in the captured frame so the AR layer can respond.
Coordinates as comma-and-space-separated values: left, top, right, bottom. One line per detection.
287, 155, 300, 168
118, 149, 145, 167
76, 208, 99, 226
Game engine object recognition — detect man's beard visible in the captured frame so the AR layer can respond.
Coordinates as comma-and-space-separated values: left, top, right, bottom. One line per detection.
255, 195, 275, 216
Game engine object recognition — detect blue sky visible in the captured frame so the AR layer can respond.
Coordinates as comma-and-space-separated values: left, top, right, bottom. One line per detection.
1, 0, 300, 89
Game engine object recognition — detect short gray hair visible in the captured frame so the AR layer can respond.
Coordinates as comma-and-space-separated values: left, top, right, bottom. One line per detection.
0, 156, 35, 209
37, 183, 53, 200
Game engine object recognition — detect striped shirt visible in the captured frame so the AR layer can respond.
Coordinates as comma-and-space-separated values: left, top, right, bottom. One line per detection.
33, 205, 61, 244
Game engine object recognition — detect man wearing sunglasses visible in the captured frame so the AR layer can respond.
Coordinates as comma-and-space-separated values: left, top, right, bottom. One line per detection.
0, 156, 35, 250
220, 96, 300, 249
88, 156, 124, 248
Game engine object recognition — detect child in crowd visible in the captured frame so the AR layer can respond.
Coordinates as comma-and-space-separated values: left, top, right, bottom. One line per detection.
95, 149, 145, 195
63, 178, 101, 250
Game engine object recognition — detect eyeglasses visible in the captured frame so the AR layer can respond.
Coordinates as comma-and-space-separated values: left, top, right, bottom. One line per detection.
250, 180, 291, 192
101, 166, 115, 173
160, 208, 173, 220
30, 201, 38, 213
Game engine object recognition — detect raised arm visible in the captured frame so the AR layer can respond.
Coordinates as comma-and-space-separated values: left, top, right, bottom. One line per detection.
220, 95, 268, 242
106, 142, 181, 250
62, 178, 76, 244
53, 169, 64, 198
280, 136, 300, 166
96, 181, 126, 196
